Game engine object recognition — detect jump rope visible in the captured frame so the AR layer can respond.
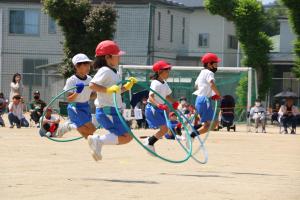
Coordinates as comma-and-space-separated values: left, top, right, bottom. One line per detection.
40, 80, 218, 163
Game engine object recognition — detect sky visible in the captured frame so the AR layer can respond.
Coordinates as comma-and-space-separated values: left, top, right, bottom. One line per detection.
261, 0, 276, 5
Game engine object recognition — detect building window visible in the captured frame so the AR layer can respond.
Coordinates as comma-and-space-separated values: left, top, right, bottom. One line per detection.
228, 35, 238, 49
182, 17, 185, 44
48, 17, 56, 34
198, 33, 209, 47
23, 59, 48, 86
9, 9, 39, 35
158, 12, 161, 40
170, 15, 173, 42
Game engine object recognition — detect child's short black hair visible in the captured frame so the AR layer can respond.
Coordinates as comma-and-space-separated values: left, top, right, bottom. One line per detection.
93, 55, 111, 70
150, 72, 159, 80
204, 62, 216, 68
13, 95, 21, 100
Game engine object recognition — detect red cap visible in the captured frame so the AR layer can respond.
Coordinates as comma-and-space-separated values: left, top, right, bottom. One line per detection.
95, 40, 125, 56
201, 53, 221, 64
169, 112, 176, 118
152, 60, 172, 72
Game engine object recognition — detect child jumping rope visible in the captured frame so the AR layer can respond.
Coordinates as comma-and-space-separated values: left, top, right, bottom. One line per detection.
57, 53, 97, 138
88, 40, 137, 161
143, 60, 179, 153
193, 53, 221, 138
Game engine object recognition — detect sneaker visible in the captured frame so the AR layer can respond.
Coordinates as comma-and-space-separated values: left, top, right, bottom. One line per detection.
45, 132, 51, 137
262, 129, 266, 133
142, 137, 156, 155
255, 129, 258, 133
291, 129, 296, 134
87, 135, 102, 161
9, 125, 14, 128
56, 121, 72, 137
284, 130, 288, 134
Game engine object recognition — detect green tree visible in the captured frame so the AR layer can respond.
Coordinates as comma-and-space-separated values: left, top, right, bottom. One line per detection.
281, 0, 300, 78
205, 0, 273, 103
262, 0, 287, 36
43, 0, 117, 77
235, 75, 248, 120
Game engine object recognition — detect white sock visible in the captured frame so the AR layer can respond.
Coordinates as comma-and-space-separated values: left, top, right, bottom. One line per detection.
97, 133, 118, 145
91, 114, 100, 128
69, 123, 77, 130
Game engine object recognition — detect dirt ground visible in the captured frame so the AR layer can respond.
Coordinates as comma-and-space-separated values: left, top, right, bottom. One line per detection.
0, 116, 300, 200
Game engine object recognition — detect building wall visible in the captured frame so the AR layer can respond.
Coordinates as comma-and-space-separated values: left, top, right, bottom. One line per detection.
279, 19, 296, 53
0, 2, 64, 101
152, 6, 190, 65
186, 9, 237, 67
114, 5, 150, 65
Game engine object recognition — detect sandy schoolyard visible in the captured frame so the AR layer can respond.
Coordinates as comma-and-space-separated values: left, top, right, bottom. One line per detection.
0, 121, 300, 200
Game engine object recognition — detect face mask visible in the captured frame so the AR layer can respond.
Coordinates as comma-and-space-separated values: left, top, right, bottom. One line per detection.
255, 102, 261, 107
210, 67, 218, 73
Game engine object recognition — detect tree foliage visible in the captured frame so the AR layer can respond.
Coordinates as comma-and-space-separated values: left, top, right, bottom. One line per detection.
43, 0, 117, 77
262, 0, 287, 36
281, 0, 300, 78
205, 0, 273, 103
235, 75, 248, 119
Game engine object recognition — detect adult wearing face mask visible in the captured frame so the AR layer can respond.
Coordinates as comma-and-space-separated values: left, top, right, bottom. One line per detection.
29, 91, 46, 127
249, 99, 266, 133
134, 97, 148, 129
278, 98, 299, 134
178, 96, 189, 114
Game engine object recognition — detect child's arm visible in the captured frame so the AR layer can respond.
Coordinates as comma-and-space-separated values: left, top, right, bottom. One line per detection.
166, 95, 176, 104
90, 92, 97, 100
210, 80, 220, 96
66, 92, 79, 102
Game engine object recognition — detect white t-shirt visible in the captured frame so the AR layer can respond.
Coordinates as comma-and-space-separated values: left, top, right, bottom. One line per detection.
8, 102, 24, 120
148, 80, 172, 105
90, 66, 122, 108
193, 69, 215, 97
63, 75, 92, 103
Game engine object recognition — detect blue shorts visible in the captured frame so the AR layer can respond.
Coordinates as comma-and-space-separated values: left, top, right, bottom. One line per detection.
145, 103, 166, 128
67, 102, 92, 128
195, 96, 213, 123
96, 107, 128, 136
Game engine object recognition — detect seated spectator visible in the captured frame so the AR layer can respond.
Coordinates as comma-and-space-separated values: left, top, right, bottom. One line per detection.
178, 96, 189, 114
29, 90, 46, 127
271, 102, 280, 124
249, 99, 266, 133
0, 92, 8, 127
165, 112, 184, 140
135, 97, 148, 129
8, 95, 29, 128
278, 98, 299, 134
39, 107, 60, 137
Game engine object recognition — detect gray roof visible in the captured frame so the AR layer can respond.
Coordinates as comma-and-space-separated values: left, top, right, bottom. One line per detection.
92, 0, 186, 7
173, 0, 204, 7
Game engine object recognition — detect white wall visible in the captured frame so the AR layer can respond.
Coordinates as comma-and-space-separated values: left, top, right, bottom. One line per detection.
0, 2, 64, 100
279, 19, 296, 53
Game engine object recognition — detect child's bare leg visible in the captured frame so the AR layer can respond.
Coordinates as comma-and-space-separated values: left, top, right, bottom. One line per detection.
117, 133, 132, 144
154, 125, 168, 139
198, 121, 210, 134
77, 122, 96, 139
